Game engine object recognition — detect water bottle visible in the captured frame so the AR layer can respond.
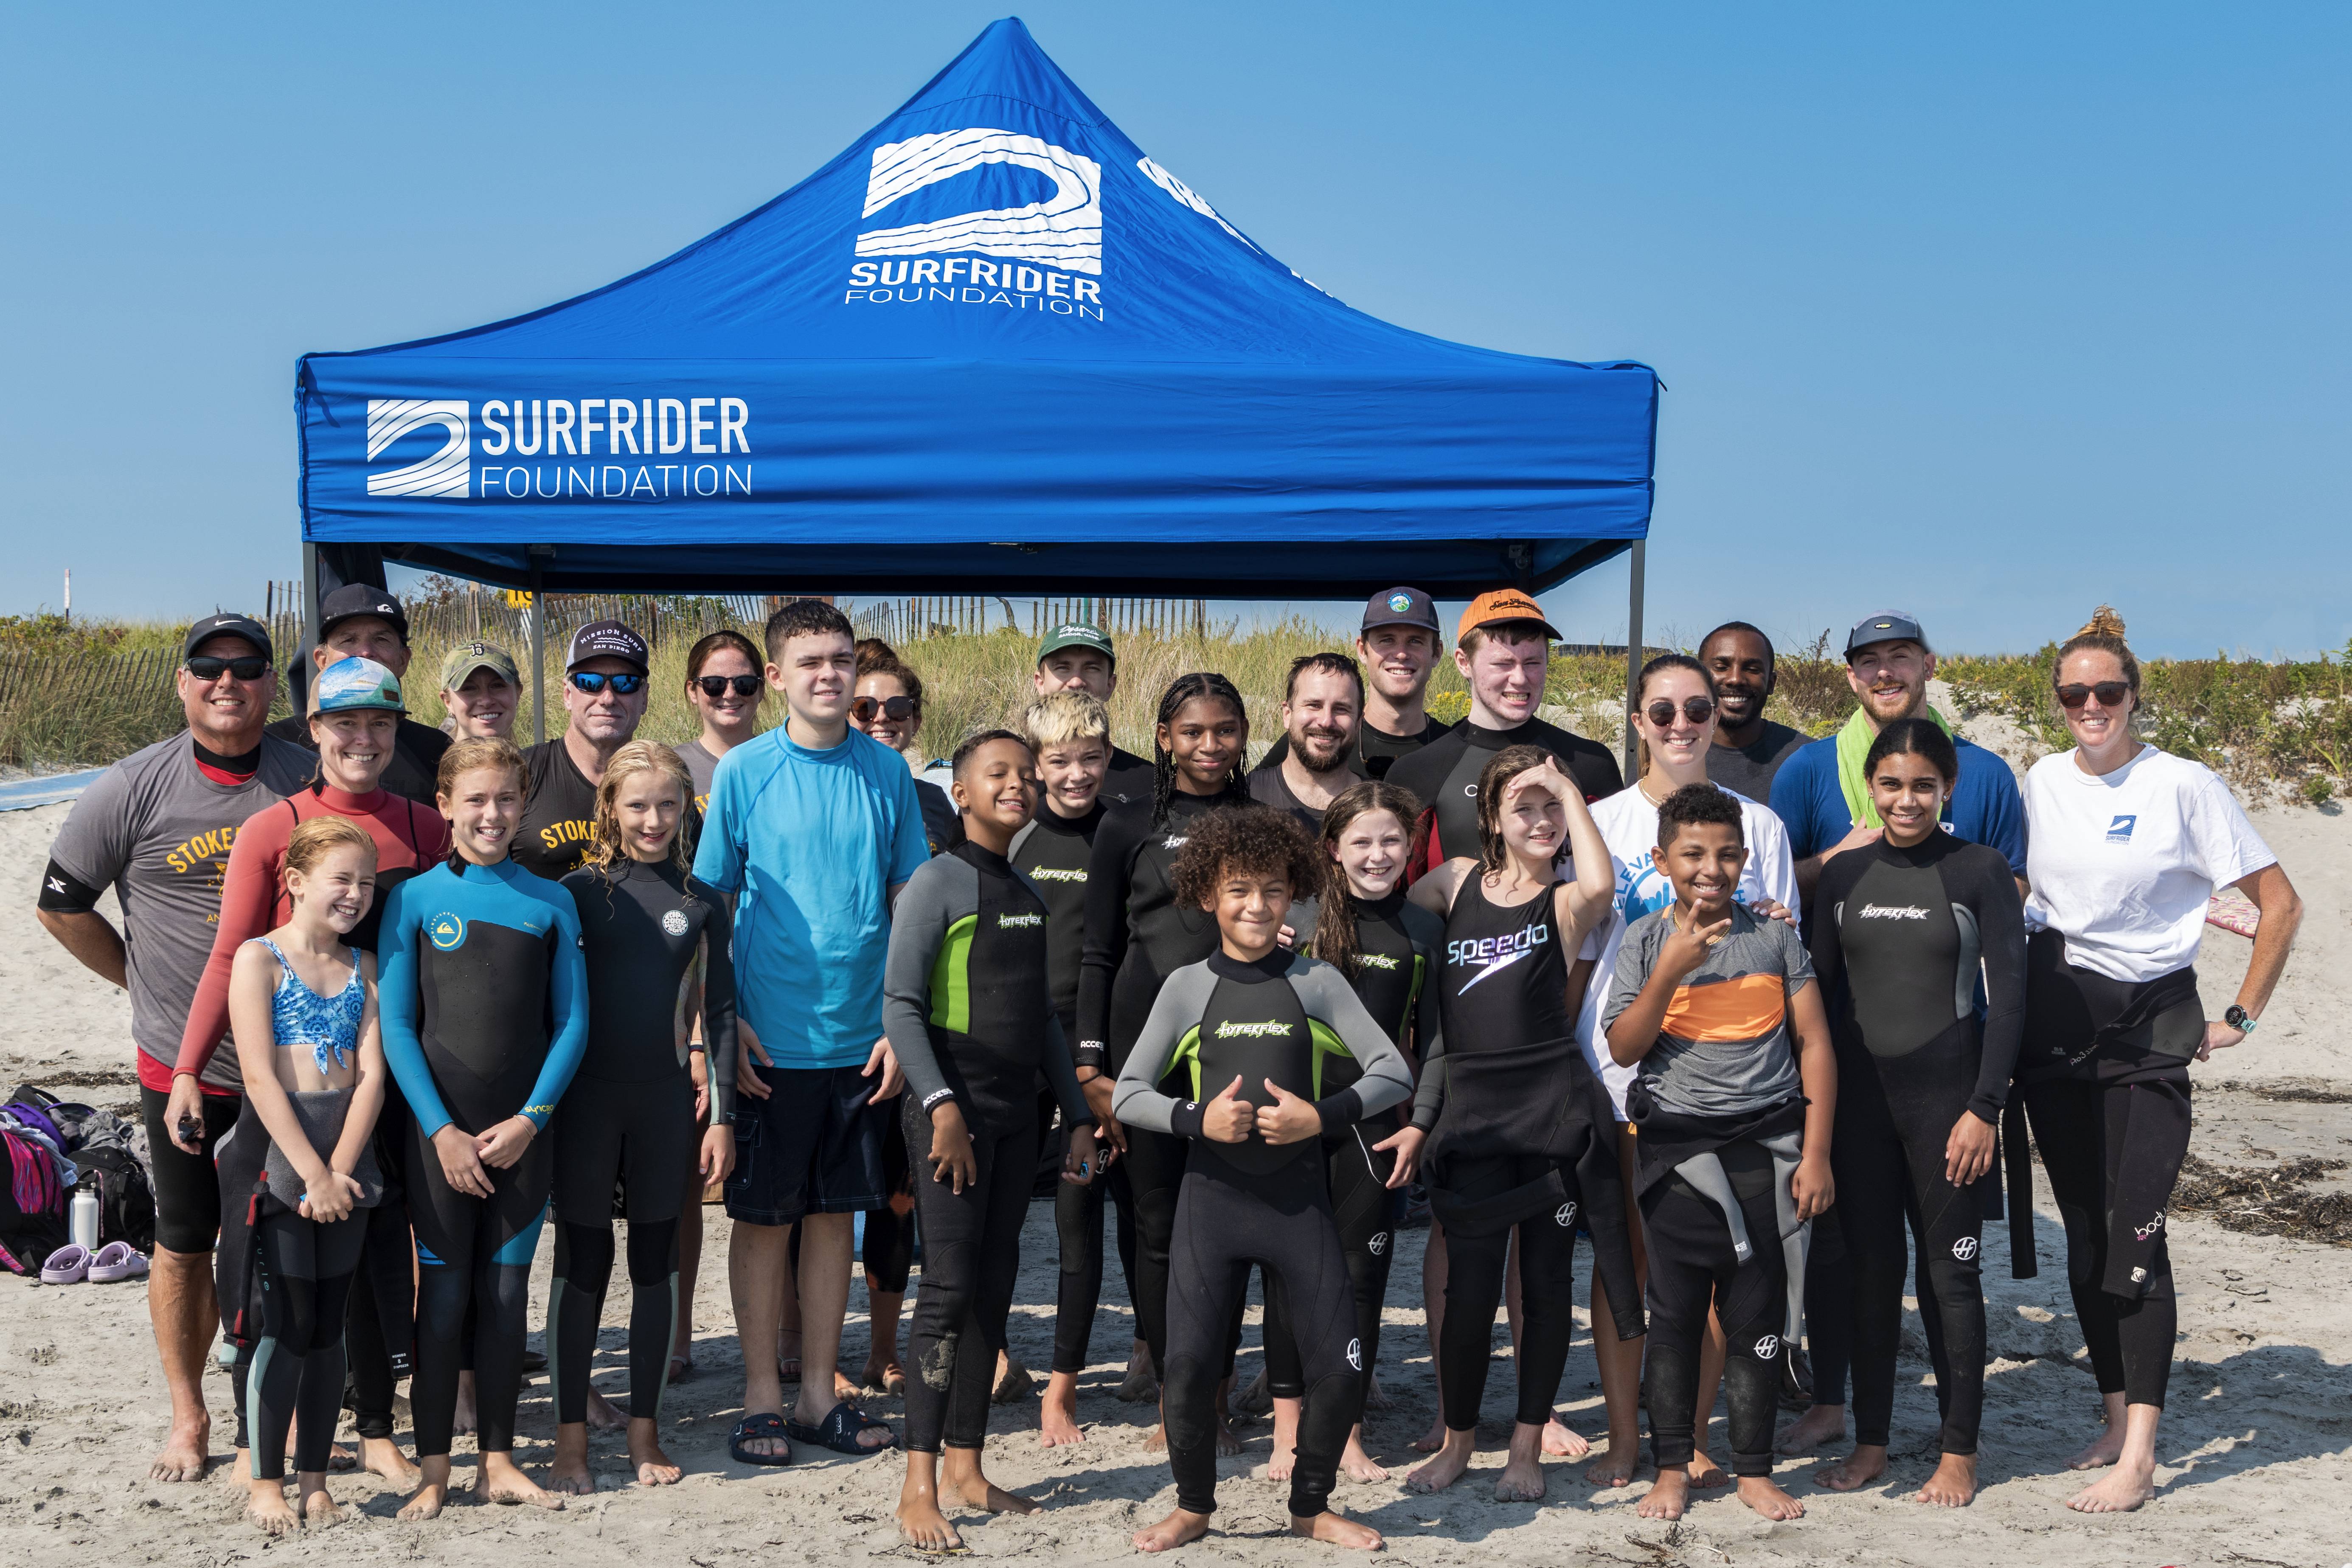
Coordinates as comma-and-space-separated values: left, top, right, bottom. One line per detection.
70, 1181, 101, 1253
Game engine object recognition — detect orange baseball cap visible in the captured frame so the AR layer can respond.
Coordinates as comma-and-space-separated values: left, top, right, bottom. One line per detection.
1457, 589, 1561, 643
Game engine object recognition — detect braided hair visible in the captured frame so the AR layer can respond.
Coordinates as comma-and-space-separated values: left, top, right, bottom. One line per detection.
1150, 672, 1250, 827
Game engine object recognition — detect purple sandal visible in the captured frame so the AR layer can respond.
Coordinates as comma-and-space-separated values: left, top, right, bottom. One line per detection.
40, 1245, 90, 1284
88, 1241, 149, 1282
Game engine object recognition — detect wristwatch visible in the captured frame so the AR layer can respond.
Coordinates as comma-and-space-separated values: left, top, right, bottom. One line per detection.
2224, 1004, 2258, 1035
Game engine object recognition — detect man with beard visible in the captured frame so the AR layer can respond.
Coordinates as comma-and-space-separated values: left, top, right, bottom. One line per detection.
1766, 611, 2025, 1458
1248, 652, 1365, 833
1699, 623, 1807, 804
1259, 590, 1448, 781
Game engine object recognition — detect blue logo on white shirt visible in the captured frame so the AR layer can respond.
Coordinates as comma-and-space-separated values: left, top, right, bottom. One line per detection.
2105, 815, 2138, 843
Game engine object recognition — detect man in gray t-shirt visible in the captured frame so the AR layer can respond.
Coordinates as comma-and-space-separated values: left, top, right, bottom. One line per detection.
1602, 903, 1812, 1118
34, 612, 310, 1484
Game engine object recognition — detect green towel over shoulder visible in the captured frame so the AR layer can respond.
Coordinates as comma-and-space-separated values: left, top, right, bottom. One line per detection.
1835, 706, 1954, 829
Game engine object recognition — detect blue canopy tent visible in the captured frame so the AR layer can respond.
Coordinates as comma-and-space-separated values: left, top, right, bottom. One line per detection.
294, 17, 1658, 740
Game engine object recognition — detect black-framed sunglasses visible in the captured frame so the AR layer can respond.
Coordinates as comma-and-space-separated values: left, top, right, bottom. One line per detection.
186, 655, 271, 682
569, 671, 647, 696
696, 674, 763, 699
1643, 696, 1716, 727
851, 694, 915, 723
2055, 681, 2131, 710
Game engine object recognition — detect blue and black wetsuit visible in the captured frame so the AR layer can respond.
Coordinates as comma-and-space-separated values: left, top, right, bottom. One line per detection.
379, 856, 587, 1459
1262, 890, 1443, 1427
550, 857, 737, 1430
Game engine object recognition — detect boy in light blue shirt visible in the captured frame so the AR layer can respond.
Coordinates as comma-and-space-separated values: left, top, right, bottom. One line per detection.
694, 599, 927, 1463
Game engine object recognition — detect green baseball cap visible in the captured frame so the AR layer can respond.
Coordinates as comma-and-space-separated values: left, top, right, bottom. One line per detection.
1037, 621, 1115, 664
438, 639, 520, 692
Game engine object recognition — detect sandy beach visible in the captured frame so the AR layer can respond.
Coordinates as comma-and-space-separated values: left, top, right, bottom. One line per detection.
3, 790, 2349, 1566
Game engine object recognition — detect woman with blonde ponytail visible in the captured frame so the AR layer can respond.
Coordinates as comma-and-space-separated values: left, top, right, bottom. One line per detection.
2013, 608, 2302, 1513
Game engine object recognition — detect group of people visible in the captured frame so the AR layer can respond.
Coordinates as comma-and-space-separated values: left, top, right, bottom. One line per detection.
33, 579, 2302, 1549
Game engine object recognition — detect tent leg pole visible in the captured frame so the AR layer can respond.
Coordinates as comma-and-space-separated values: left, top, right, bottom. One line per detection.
530, 553, 546, 747
1622, 540, 1646, 781
300, 542, 321, 664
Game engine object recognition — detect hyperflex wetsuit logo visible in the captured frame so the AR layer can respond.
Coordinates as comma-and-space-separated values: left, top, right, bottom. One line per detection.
1214, 1020, 1291, 1040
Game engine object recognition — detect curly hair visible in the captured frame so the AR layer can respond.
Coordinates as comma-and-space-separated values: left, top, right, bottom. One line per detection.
1657, 781, 1743, 847
1171, 804, 1324, 913
586, 740, 697, 875
1472, 743, 1565, 873
1313, 780, 1421, 977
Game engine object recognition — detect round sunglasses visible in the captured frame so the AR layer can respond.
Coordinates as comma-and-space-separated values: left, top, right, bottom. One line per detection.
851, 694, 916, 723
1642, 695, 1716, 728
696, 674, 763, 699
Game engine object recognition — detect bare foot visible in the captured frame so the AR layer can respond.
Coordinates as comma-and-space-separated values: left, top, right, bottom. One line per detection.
475, 1453, 565, 1510
629, 1418, 683, 1486
1268, 1439, 1296, 1482
549, 1424, 597, 1496
398, 1459, 451, 1522
1916, 1452, 1977, 1507
896, 1495, 964, 1553
950, 1472, 1040, 1514
246, 1482, 299, 1536
150, 1416, 211, 1483
2064, 1422, 2125, 1471
1813, 1443, 1886, 1492
1636, 1467, 1688, 1520
1774, 1402, 1845, 1457
862, 1356, 908, 1395
1339, 1429, 1389, 1484
1411, 1412, 1447, 1453
586, 1387, 627, 1432
1133, 1507, 1211, 1553
1292, 1511, 1383, 1549
1585, 1434, 1642, 1488
1737, 1475, 1805, 1520
326, 1441, 359, 1472
1403, 1429, 1473, 1494
360, 1436, 420, 1487
1494, 1455, 1545, 1502
451, 1372, 478, 1437
1685, 1452, 1731, 1490
993, 1350, 1033, 1405
1267, 1395, 1299, 1481
1116, 1340, 1158, 1404
834, 1370, 863, 1405
2067, 1462, 2155, 1513
1039, 1372, 1085, 1447
1540, 1417, 1589, 1459
297, 1482, 345, 1527
1231, 1369, 1273, 1417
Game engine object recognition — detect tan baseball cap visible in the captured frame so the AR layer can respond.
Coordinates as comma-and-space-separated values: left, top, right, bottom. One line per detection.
438, 639, 520, 691
1456, 589, 1561, 643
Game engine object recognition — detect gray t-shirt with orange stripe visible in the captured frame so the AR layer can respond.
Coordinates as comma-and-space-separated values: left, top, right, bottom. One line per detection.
1601, 903, 1812, 1118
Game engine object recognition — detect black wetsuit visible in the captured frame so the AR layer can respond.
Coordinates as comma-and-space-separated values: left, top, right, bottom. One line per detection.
1423, 874, 1639, 1431
1257, 714, 1449, 781
2015, 936, 2203, 1411
1075, 787, 1246, 1375
1810, 834, 2025, 1455
1386, 717, 1622, 875
1245, 762, 1332, 834
549, 857, 737, 1429
1261, 891, 1442, 1426
1113, 951, 1411, 1522
883, 841, 1090, 1453
1100, 745, 1157, 810
1010, 801, 1141, 1377
378, 858, 587, 1458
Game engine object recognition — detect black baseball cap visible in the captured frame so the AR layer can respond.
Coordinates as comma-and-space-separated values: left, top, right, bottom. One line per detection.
318, 584, 410, 642
1845, 611, 1929, 659
567, 619, 650, 673
1360, 587, 1440, 638
182, 613, 274, 664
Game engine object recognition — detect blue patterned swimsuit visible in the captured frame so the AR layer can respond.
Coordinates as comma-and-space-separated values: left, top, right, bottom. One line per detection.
250, 937, 365, 1077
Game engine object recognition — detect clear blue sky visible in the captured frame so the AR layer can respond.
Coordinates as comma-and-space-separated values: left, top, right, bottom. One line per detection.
4, 4, 2345, 657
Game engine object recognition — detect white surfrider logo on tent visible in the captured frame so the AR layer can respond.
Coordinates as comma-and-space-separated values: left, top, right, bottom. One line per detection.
843, 126, 1106, 318
366, 399, 471, 498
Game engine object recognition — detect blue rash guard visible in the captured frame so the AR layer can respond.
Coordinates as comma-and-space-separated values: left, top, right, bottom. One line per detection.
377, 856, 589, 1138
1770, 732, 2028, 895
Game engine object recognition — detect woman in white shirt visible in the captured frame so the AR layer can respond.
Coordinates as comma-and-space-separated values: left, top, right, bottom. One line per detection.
1571, 654, 1798, 1489
2018, 608, 2301, 1515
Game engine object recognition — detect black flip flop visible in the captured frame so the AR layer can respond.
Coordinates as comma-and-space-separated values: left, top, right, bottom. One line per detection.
728, 1412, 794, 1467
786, 1399, 896, 1456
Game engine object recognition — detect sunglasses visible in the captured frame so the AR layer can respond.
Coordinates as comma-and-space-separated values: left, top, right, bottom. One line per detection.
696, 674, 763, 699
569, 671, 647, 696
2056, 681, 2131, 710
186, 655, 270, 682
851, 694, 916, 724
1643, 696, 1717, 727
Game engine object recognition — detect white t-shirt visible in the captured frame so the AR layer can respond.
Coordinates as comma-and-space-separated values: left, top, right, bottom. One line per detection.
2022, 746, 2275, 984
1570, 783, 1799, 1118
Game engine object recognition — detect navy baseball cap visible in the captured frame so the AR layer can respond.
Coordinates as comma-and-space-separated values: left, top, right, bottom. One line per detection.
567, 619, 650, 672
318, 584, 410, 641
182, 613, 274, 663
1361, 587, 1440, 637
1845, 611, 1929, 659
